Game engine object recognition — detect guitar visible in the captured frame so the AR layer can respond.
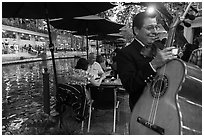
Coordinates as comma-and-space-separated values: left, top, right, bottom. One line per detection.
129, 2, 202, 135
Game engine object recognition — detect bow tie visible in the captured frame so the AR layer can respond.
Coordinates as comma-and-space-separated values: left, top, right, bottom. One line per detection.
140, 40, 164, 58
140, 46, 155, 58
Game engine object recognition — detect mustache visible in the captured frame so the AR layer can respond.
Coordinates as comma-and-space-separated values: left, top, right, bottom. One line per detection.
148, 33, 159, 40
148, 33, 158, 37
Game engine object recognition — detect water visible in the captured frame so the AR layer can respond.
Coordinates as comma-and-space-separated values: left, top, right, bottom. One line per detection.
2, 58, 78, 134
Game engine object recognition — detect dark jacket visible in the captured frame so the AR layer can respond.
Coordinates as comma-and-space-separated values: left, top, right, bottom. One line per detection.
116, 40, 157, 111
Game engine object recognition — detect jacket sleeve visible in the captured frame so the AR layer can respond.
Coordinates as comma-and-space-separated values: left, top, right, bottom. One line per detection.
116, 49, 156, 94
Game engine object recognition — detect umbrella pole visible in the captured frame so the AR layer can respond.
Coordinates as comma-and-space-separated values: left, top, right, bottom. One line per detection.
86, 28, 89, 59
96, 40, 99, 56
45, 10, 58, 95
86, 35, 88, 59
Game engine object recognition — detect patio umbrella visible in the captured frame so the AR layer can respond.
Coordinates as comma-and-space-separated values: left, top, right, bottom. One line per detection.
2, 2, 116, 96
2, 2, 115, 19
50, 15, 125, 58
69, 16, 124, 35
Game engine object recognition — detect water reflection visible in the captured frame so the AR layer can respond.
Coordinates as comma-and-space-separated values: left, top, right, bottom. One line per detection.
2, 58, 78, 134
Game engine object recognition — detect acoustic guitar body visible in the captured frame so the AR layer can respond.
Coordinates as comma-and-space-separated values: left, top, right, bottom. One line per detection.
130, 59, 185, 135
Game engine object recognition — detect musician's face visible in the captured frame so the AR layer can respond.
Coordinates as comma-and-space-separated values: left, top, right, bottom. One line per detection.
134, 17, 159, 46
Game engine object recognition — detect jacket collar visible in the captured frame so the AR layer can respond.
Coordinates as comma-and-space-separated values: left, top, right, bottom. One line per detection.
130, 39, 144, 53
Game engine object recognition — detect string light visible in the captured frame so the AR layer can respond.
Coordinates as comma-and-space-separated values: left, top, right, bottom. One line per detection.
146, 6, 156, 15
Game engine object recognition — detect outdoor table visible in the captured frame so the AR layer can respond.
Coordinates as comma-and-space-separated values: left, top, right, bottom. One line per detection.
100, 78, 122, 87
87, 78, 122, 133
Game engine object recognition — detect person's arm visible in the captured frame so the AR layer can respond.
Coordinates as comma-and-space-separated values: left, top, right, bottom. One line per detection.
150, 47, 177, 70
89, 70, 111, 87
100, 62, 107, 71
94, 62, 104, 76
89, 75, 105, 87
89, 77, 104, 87
117, 50, 156, 94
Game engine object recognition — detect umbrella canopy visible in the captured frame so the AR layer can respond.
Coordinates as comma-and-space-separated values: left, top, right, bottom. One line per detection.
2, 2, 116, 19
50, 15, 125, 58
50, 15, 125, 35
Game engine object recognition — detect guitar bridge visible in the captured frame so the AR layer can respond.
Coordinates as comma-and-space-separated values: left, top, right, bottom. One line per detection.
137, 117, 165, 135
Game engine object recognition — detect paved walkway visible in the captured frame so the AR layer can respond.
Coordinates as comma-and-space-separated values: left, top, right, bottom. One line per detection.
60, 91, 131, 135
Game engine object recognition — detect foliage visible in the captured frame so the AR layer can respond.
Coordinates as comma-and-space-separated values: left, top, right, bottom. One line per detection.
98, 2, 201, 44
99, 2, 201, 28
99, 2, 144, 27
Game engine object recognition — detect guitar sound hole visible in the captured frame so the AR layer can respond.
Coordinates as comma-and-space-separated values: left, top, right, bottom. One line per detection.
150, 75, 168, 98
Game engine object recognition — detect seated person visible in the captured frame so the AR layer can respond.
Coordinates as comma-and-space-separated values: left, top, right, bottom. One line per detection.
75, 58, 110, 87
181, 43, 198, 62
75, 58, 111, 103
96, 54, 108, 71
188, 36, 202, 69
188, 47, 202, 69
57, 58, 110, 121
87, 52, 111, 80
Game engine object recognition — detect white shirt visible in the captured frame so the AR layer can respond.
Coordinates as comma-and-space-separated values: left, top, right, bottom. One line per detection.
87, 62, 104, 79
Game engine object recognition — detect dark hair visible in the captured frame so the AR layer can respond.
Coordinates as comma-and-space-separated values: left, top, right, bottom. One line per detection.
132, 11, 157, 35
96, 55, 103, 63
75, 58, 89, 71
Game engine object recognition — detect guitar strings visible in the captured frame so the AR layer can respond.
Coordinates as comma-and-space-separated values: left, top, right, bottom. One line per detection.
148, 95, 157, 124
148, 78, 162, 124
152, 65, 166, 124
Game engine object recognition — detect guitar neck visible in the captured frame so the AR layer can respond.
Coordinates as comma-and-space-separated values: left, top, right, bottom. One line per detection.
165, 26, 176, 48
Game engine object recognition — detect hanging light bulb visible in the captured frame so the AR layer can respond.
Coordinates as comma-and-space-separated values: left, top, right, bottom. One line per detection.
146, 6, 156, 15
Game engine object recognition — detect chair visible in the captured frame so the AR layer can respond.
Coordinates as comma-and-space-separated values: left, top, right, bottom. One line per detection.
86, 85, 120, 133
56, 83, 88, 131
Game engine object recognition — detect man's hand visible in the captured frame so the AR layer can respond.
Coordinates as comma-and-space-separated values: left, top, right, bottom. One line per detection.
150, 47, 177, 70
